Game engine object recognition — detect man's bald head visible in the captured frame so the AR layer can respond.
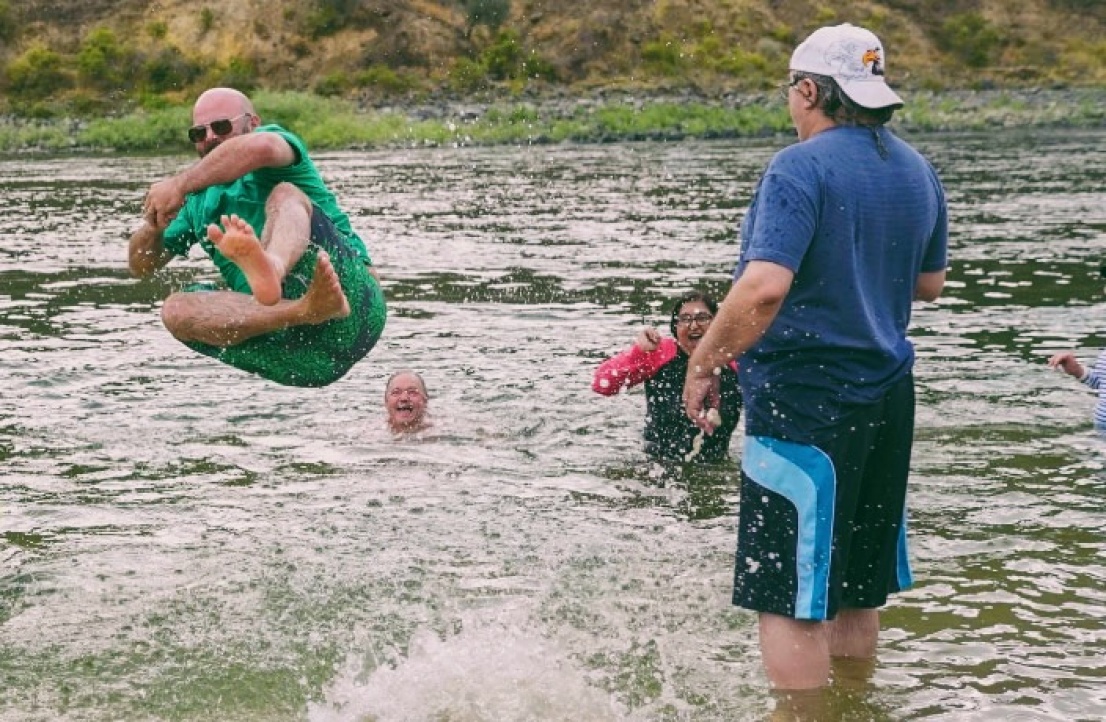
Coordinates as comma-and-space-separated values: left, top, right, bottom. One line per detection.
194, 87, 255, 117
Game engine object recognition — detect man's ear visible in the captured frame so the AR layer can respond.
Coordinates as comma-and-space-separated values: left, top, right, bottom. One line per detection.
797, 79, 817, 106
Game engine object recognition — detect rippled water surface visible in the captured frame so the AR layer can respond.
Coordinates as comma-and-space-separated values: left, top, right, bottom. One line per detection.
2, 130, 1105, 721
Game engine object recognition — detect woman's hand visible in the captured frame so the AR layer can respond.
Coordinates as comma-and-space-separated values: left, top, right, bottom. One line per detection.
635, 327, 661, 353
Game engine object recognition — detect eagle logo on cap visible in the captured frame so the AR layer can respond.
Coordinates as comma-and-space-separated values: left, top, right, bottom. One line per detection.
824, 40, 883, 80
862, 48, 885, 76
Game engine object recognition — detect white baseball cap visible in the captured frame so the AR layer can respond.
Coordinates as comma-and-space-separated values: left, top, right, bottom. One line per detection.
789, 23, 904, 110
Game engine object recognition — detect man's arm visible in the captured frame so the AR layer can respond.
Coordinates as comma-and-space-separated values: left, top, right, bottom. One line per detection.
177, 131, 296, 192
128, 221, 176, 278
683, 260, 793, 430
145, 132, 297, 228
915, 269, 946, 302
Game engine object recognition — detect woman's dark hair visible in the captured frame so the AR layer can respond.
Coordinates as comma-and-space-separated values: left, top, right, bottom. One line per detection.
668, 290, 718, 337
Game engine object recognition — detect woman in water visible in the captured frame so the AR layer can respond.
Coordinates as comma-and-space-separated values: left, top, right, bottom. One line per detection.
593, 290, 742, 463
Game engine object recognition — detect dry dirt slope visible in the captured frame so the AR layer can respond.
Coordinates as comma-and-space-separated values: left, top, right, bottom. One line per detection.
6, 0, 1106, 90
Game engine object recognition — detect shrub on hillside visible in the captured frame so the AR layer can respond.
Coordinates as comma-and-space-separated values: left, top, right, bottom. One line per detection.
147, 21, 168, 40
207, 56, 259, 92
691, 34, 771, 82
716, 48, 770, 81
520, 52, 557, 82
449, 57, 488, 92
444, 31, 556, 87
936, 13, 1003, 69
482, 30, 522, 80
315, 71, 350, 97
642, 36, 685, 76
5, 46, 72, 101
305, 0, 360, 38
462, 0, 511, 39
142, 47, 202, 94
77, 27, 139, 92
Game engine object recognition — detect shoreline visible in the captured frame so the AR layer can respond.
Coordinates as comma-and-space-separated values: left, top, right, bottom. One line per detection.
1, 86, 1103, 155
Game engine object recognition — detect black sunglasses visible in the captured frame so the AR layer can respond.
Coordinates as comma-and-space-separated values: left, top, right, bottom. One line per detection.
188, 113, 251, 143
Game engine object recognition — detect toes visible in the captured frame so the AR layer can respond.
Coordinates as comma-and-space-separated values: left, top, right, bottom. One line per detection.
227, 216, 248, 233
316, 252, 338, 280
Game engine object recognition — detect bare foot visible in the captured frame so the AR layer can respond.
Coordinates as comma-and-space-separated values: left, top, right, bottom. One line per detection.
207, 214, 285, 306
299, 251, 350, 324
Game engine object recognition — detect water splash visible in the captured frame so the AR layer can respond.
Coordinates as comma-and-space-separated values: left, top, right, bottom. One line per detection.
308, 619, 625, 722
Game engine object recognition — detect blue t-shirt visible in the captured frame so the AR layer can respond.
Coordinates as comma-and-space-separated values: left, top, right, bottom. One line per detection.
163, 125, 370, 292
735, 125, 948, 436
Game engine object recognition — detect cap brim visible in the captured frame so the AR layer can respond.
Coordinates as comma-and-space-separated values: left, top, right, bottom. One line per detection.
838, 79, 904, 109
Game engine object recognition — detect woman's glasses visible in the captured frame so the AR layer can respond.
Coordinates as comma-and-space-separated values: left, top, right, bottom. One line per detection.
188, 113, 251, 143
675, 312, 714, 326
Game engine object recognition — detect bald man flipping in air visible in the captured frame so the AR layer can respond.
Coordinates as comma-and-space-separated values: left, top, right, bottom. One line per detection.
129, 87, 386, 387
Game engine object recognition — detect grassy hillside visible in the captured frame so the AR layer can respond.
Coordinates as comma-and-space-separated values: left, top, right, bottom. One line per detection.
1, 0, 1104, 116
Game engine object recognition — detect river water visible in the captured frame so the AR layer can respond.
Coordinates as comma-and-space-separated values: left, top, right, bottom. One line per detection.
2, 129, 1105, 721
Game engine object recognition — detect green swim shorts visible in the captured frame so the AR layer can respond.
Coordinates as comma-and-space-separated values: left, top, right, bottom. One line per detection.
184, 207, 387, 387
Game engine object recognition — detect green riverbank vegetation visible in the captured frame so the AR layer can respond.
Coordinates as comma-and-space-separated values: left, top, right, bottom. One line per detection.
1, 87, 1104, 154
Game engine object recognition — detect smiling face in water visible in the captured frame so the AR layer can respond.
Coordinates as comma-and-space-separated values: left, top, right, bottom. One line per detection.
673, 300, 714, 355
385, 372, 429, 433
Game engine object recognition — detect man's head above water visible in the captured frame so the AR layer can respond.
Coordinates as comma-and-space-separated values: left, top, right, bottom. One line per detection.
384, 370, 430, 433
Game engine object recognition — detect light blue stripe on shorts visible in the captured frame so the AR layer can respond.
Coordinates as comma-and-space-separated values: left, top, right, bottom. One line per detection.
743, 435, 837, 620
896, 510, 914, 591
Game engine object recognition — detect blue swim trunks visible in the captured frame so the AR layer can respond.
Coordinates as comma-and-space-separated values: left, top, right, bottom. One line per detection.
733, 374, 916, 620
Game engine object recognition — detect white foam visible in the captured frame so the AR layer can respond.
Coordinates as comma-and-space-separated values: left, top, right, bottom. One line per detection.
308, 621, 626, 722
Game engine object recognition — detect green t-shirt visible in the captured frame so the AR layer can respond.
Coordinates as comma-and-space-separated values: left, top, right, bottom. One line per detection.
162, 125, 370, 292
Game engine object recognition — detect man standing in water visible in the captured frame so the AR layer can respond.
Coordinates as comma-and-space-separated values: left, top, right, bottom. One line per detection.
129, 87, 386, 387
682, 24, 948, 691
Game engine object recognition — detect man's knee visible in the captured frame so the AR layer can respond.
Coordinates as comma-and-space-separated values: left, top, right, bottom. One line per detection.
160, 293, 196, 339
266, 182, 312, 215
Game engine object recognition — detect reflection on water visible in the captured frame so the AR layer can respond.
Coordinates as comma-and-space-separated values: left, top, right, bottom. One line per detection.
1, 130, 1106, 721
